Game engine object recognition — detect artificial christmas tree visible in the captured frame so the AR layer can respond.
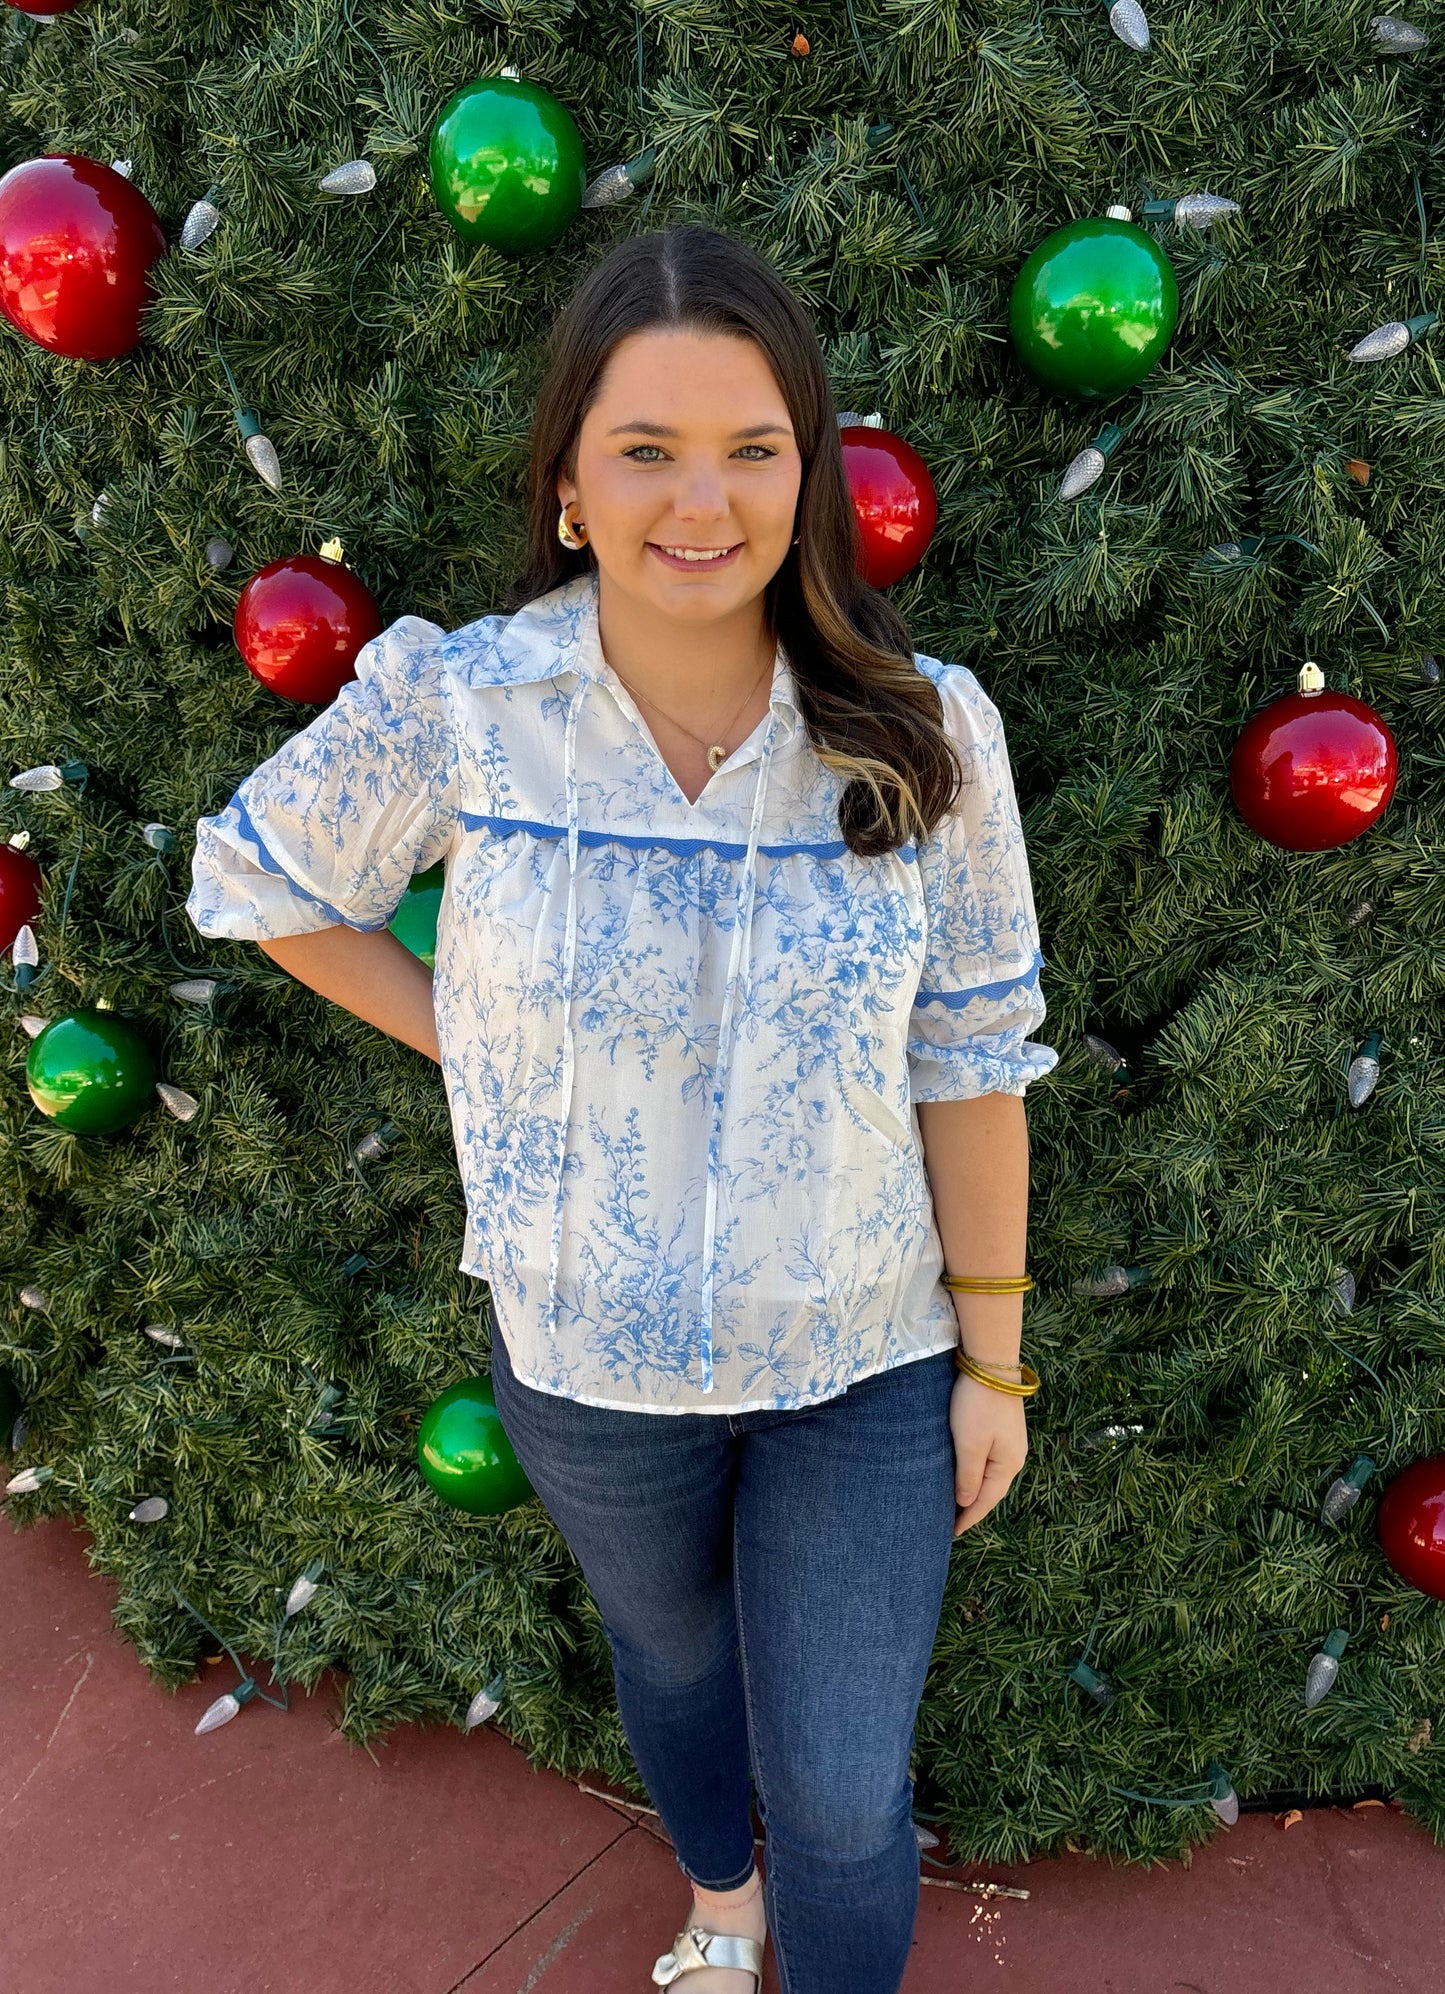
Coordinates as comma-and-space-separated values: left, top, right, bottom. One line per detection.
2, 2, 1442, 1868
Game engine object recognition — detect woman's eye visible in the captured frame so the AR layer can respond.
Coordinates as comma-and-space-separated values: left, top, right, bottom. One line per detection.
621, 444, 778, 463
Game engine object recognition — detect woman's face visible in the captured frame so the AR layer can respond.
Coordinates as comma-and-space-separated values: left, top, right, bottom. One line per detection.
556, 327, 803, 626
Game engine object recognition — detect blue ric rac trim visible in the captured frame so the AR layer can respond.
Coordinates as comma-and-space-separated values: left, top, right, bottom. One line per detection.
229, 795, 381, 931
915, 951, 1045, 1008
459, 810, 916, 864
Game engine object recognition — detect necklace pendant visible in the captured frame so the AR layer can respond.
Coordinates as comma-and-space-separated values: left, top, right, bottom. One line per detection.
706, 743, 727, 771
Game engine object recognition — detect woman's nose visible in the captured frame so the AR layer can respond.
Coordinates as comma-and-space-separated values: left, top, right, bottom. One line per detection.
669, 466, 730, 518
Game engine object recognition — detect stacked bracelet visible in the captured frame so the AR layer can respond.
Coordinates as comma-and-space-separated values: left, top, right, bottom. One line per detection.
953, 1349, 1041, 1396
943, 1270, 1041, 1397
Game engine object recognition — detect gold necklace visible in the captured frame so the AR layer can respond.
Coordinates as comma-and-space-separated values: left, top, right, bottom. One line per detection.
608, 654, 773, 771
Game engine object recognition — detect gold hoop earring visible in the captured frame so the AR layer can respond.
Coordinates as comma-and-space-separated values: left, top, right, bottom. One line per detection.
558, 505, 587, 551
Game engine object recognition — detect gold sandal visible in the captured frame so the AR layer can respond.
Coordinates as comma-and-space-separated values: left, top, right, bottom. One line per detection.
650, 1925, 764, 1987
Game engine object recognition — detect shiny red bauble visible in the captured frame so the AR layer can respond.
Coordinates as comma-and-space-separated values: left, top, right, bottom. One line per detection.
234, 555, 384, 704
0, 155, 166, 360
1229, 675, 1397, 851
4, 0, 81, 13
1377, 1455, 1445, 1600
838, 424, 937, 589
0, 843, 43, 953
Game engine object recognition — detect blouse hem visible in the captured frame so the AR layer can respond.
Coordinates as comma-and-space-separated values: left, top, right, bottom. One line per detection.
475, 1319, 961, 1416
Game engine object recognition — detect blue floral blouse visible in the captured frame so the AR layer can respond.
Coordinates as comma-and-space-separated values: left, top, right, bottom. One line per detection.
186, 570, 1058, 1414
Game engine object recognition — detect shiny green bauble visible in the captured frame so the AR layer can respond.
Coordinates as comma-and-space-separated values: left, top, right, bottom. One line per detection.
418, 1374, 535, 1516
388, 861, 444, 969
26, 1008, 158, 1133
1009, 217, 1178, 400
428, 74, 586, 255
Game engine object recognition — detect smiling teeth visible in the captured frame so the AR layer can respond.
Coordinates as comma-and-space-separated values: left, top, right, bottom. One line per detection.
661, 546, 731, 561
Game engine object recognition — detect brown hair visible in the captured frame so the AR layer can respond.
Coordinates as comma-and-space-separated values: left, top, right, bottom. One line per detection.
505, 225, 967, 857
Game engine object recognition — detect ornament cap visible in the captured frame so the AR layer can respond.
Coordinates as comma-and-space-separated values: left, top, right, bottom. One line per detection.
319, 537, 345, 564
1297, 661, 1325, 695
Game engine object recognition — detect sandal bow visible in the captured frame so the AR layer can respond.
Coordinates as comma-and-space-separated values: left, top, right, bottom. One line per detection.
651, 1923, 764, 1986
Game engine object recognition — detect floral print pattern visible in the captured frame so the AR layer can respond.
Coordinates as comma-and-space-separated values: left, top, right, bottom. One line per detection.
187, 571, 1058, 1413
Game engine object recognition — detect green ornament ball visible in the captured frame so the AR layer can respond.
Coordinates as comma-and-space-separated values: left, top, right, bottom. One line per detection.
418, 1374, 535, 1516
1009, 217, 1178, 400
26, 1008, 158, 1134
388, 861, 444, 969
428, 73, 586, 255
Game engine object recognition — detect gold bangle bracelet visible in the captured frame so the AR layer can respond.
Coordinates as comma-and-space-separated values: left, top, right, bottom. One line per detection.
954, 1349, 1041, 1396
941, 1273, 1033, 1294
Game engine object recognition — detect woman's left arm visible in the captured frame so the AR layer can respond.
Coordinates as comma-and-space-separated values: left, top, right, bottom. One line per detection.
916, 1092, 1032, 1538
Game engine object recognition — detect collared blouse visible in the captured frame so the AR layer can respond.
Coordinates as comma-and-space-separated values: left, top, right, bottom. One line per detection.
187, 570, 1058, 1414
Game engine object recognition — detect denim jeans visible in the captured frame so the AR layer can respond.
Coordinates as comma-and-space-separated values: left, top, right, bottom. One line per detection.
487, 1329, 959, 1994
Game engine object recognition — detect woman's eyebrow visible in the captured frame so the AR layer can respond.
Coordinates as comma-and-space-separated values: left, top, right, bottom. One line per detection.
603, 420, 793, 439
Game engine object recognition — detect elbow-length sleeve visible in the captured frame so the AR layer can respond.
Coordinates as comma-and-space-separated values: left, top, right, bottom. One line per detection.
907, 661, 1060, 1102
186, 613, 458, 943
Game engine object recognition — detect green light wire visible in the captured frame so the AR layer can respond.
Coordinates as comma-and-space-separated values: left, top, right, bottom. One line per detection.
1316, 1327, 1398, 1470
1107, 1777, 1224, 1809
1412, 172, 1428, 317
172, 1585, 292, 1712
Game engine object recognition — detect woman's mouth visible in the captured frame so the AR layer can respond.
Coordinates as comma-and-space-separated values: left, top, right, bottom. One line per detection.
646, 541, 743, 572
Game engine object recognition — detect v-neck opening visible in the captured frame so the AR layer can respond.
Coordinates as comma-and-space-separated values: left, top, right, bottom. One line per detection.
595, 661, 785, 816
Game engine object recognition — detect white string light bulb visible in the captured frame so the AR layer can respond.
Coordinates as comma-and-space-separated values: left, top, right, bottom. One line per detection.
181, 193, 222, 250
1108, 0, 1150, 49
319, 160, 376, 196
1371, 14, 1428, 50
1347, 1032, 1382, 1107
465, 1673, 508, 1729
1321, 1453, 1375, 1523
233, 406, 282, 490
1305, 1629, 1350, 1707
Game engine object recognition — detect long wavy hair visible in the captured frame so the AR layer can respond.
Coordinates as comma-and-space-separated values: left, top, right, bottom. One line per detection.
505, 225, 967, 857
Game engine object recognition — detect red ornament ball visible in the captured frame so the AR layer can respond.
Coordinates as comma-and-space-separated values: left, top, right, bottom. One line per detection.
0, 843, 43, 954
234, 555, 384, 705
838, 424, 937, 589
1377, 1454, 1445, 1600
1229, 675, 1397, 851
4, 0, 81, 13
0, 155, 166, 361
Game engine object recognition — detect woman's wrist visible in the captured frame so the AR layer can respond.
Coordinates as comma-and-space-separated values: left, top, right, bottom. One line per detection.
949, 1289, 1024, 1369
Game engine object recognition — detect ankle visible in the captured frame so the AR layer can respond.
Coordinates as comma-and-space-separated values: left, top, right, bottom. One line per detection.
690, 1865, 766, 1931
693, 1866, 760, 1905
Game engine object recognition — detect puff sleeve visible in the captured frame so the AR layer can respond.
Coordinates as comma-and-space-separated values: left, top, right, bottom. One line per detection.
907, 661, 1059, 1102
186, 614, 458, 942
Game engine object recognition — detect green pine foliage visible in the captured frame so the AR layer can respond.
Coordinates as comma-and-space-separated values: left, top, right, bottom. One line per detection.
3, 0, 1444, 1864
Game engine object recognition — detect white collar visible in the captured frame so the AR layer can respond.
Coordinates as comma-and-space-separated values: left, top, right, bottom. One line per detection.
468, 570, 803, 743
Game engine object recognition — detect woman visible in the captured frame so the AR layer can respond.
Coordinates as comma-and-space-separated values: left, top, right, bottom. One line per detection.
187, 224, 1057, 1994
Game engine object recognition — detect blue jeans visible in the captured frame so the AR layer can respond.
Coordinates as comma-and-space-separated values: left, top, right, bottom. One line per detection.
487, 1330, 958, 1994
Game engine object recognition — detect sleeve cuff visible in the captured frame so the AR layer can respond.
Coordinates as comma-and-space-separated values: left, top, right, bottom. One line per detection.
186, 813, 390, 942
908, 1035, 1060, 1103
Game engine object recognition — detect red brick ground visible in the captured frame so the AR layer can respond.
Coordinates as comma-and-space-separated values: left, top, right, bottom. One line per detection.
3, 1510, 1441, 1993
